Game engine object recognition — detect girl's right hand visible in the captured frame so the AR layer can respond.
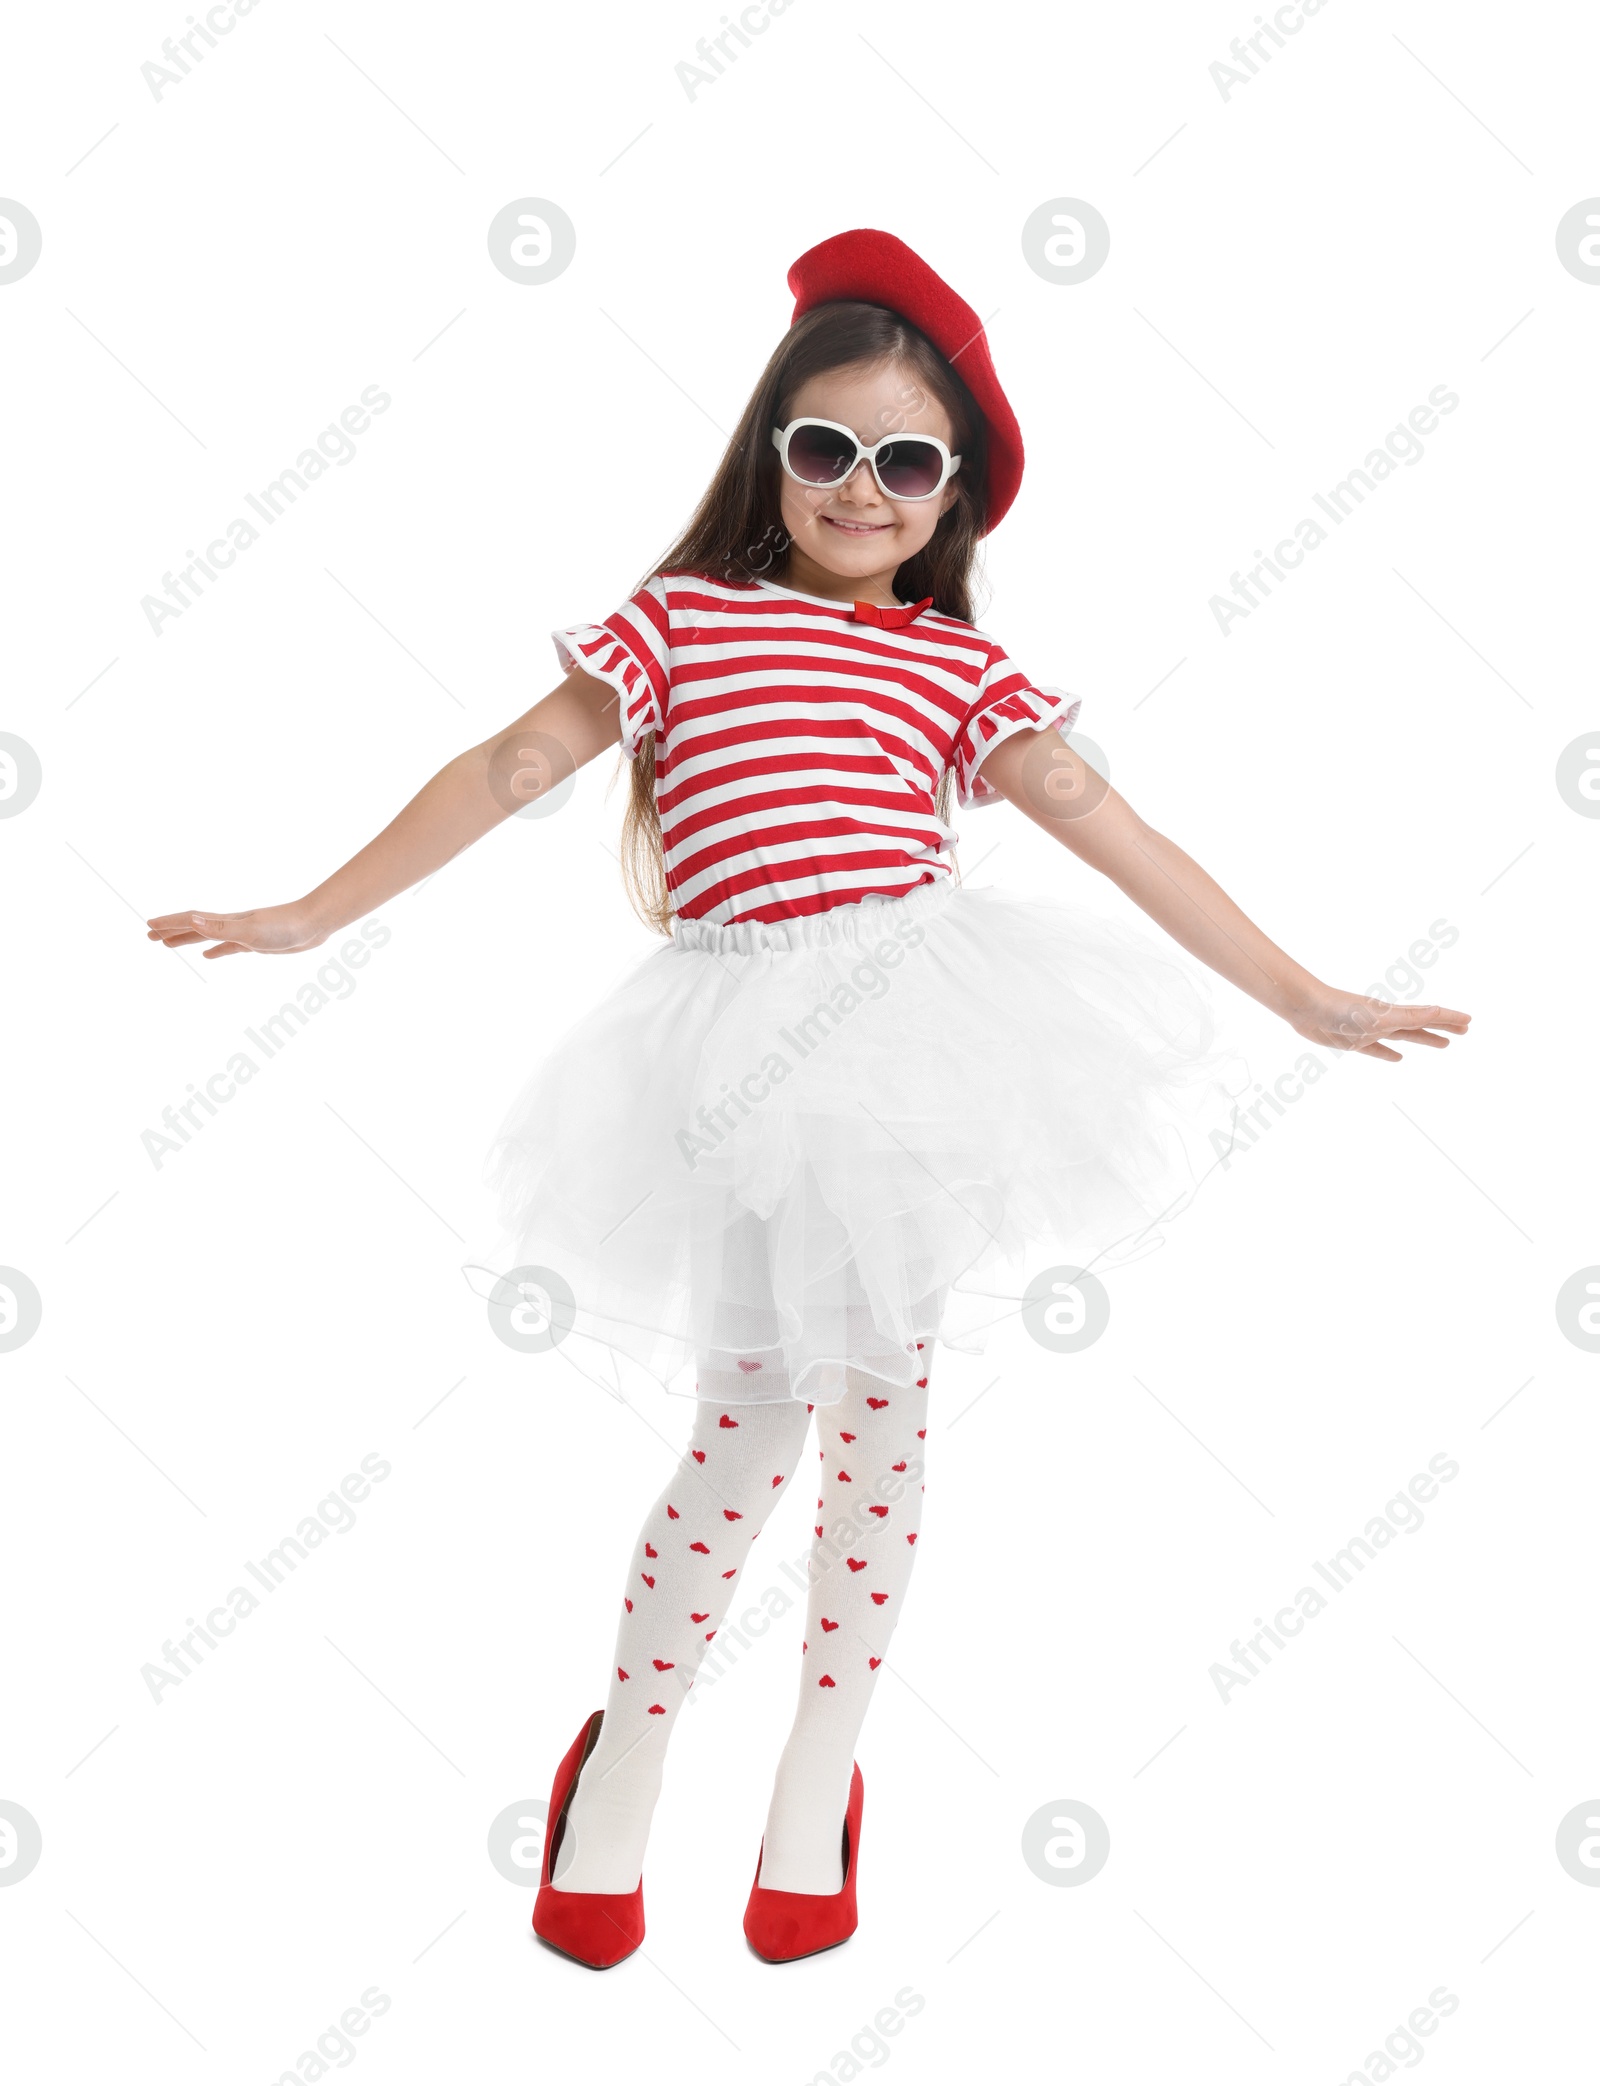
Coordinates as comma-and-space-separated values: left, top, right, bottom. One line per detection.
146, 902, 327, 959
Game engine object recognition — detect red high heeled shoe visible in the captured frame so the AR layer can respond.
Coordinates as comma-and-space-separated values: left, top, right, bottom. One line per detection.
743, 1762, 864, 1962
531, 1710, 646, 1969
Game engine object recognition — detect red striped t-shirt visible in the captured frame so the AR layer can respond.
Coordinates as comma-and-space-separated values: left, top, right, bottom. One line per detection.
553, 571, 1080, 925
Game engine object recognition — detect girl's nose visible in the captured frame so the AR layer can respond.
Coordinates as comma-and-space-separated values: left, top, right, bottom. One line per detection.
834, 459, 882, 506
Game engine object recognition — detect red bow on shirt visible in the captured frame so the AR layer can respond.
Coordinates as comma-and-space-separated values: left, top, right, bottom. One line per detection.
851, 596, 933, 629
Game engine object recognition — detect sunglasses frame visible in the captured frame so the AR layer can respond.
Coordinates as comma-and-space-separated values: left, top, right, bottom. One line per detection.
770, 417, 962, 503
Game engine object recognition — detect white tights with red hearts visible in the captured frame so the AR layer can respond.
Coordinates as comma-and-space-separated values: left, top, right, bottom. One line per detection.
551, 1359, 929, 1897
759, 1366, 929, 1891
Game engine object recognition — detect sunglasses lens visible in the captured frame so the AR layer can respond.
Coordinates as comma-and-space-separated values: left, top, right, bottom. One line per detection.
875, 439, 945, 499
785, 423, 858, 486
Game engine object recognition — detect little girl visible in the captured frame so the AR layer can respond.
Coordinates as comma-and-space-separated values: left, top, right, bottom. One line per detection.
149, 228, 1470, 1969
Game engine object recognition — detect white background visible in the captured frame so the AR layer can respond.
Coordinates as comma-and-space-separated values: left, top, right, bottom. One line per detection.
3, 1, 1596, 2080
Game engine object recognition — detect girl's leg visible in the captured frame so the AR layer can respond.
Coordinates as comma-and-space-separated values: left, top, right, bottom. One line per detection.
756, 1349, 930, 1893
553, 1393, 812, 1893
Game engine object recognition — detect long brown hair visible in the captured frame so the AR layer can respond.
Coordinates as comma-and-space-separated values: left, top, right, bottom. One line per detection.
618, 302, 990, 934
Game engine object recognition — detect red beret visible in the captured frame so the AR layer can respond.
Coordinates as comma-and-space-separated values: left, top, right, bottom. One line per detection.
786, 228, 1023, 534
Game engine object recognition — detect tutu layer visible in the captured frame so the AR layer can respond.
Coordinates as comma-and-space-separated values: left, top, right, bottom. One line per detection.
473, 879, 1255, 1403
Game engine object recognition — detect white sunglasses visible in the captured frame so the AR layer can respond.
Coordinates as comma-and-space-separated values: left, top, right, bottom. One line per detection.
770, 417, 962, 502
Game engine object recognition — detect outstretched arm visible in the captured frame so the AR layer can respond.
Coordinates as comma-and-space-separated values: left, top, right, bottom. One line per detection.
976, 728, 1471, 1063
147, 668, 621, 958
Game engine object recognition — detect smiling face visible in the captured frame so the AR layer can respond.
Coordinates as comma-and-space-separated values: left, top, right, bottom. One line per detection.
773, 358, 962, 606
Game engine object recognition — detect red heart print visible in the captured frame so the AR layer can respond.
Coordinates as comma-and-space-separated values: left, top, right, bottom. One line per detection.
892, 1461, 907, 1472
839, 1431, 856, 1443
906, 1532, 918, 1544
736, 1359, 762, 1373
771, 1474, 783, 1487
869, 1657, 881, 1669
837, 1470, 852, 1482
618, 1667, 629, 1680
652, 1658, 674, 1671
690, 1611, 709, 1623
648, 1704, 665, 1715
644, 1543, 657, 1558
690, 1541, 710, 1554
868, 1504, 888, 1518
722, 1568, 736, 1578
624, 1598, 633, 1612
847, 1558, 867, 1572
641, 1573, 655, 1588
818, 1674, 836, 1688
724, 1508, 743, 1521
806, 1403, 815, 1413
692, 1449, 706, 1463
917, 1429, 926, 1439
867, 1397, 888, 1409
719, 1414, 739, 1428
916, 1378, 927, 1389
814, 1525, 824, 1536
705, 1630, 716, 1641
820, 1618, 839, 1632
803, 1640, 808, 1652
916, 1342, 925, 1350
871, 1592, 888, 1605
666, 1505, 679, 1519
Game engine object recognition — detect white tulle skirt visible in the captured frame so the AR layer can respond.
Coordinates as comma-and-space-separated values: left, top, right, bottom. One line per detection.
470, 877, 1255, 1405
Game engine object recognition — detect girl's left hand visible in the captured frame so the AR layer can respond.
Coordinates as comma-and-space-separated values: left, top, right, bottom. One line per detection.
1284, 986, 1472, 1061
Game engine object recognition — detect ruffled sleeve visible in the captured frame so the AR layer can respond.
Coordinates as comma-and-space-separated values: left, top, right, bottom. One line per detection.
552, 573, 671, 759
951, 640, 1082, 808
